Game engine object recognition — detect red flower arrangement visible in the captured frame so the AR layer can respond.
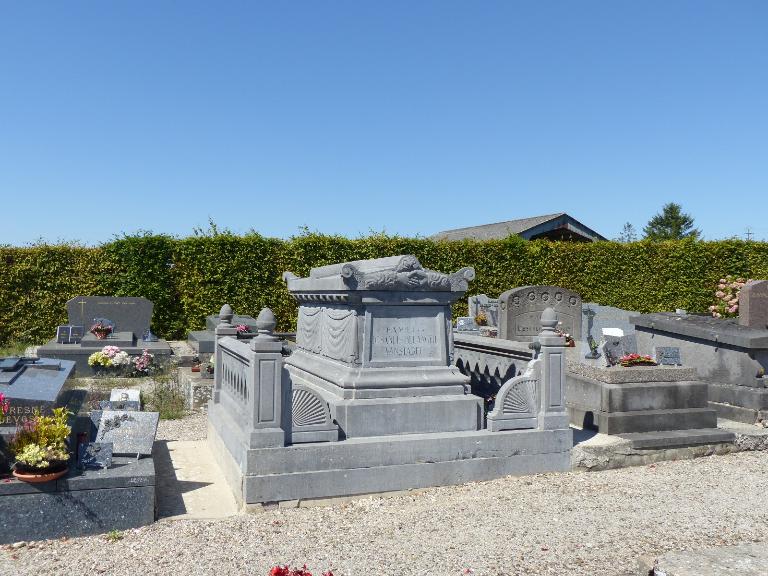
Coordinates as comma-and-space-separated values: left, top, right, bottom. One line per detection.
89, 321, 113, 339
0, 392, 9, 415
269, 566, 333, 576
619, 353, 657, 367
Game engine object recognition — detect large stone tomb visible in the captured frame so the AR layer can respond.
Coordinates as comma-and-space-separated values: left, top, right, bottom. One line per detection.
499, 285, 582, 341
631, 311, 768, 423
37, 296, 172, 373
207, 255, 572, 505
283, 255, 481, 437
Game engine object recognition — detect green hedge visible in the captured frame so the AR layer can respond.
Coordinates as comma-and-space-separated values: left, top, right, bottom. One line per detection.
1, 233, 765, 347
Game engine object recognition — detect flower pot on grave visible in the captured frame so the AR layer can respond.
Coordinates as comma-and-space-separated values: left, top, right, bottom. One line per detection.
12, 460, 69, 483
92, 329, 112, 340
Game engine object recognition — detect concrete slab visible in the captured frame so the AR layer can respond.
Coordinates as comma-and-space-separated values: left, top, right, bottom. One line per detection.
153, 439, 238, 520
638, 543, 768, 575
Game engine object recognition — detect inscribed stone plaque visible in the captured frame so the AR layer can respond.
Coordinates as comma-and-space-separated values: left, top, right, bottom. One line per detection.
654, 346, 682, 366
455, 317, 478, 332
56, 325, 84, 344
67, 296, 153, 339
110, 388, 141, 403
98, 400, 140, 411
78, 442, 113, 470
739, 280, 768, 330
96, 410, 159, 456
498, 286, 582, 342
367, 307, 443, 366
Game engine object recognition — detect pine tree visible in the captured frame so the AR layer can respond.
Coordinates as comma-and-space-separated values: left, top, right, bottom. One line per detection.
615, 222, 637, 243
643, 203, 700, 240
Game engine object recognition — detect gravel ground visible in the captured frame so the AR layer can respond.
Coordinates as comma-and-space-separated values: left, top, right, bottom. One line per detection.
2, 451, 767, 576
155, 410, 208, 441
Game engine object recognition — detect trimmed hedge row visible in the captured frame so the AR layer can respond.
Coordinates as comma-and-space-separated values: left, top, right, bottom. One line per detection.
1, 233, 766, 347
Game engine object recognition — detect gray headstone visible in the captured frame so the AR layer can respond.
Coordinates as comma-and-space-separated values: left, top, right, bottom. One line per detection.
498, 285, 582, 342
601, 334, 638, 366
110, 388, 141, 403
654, 346, 682, 366
95, 410, 159, 456
67, 296, 153, 339
581, 303, 638, 343
739, 280, 768, 330
468, 294, 500, 327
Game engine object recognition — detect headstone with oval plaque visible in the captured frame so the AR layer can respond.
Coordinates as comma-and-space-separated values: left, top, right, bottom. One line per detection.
498, 285, 582, 342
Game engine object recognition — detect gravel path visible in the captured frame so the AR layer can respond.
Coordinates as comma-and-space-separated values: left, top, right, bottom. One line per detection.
155, 410, 208, 441
3, 451, 767, 576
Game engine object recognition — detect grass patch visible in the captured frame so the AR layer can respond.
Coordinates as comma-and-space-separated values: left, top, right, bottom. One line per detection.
0, 340, 32, 357
145, 371, 186, 420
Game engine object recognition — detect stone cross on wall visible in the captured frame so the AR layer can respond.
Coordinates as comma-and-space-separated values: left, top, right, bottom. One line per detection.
739, 280, 768, 330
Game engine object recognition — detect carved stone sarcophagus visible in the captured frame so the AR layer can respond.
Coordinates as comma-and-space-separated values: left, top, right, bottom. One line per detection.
283, 255, 482, 437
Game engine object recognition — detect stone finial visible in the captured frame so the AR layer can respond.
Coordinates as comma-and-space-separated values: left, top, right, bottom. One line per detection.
219, 304, 234, 326
254, 308, 278, 341
540, 307, 558, 334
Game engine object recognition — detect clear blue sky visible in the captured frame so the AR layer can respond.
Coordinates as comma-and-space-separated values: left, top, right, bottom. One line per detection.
1, 1, 766, 245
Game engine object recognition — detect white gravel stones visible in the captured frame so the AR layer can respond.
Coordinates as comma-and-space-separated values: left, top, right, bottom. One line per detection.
155, 410, 208, 441
3, 451, 767, 576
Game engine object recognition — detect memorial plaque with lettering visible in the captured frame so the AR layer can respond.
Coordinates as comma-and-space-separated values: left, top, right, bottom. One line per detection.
498, 285, 582, 342
96, 410, 159, 455
110, 388, 141, 403
654, 346, 682, 366
66, 296, 153, 339
455, 317, 478, 332
366, 306, 445, 367
468, 294, 500, 327
98, 400, 140, 411
78, 442, 113, 470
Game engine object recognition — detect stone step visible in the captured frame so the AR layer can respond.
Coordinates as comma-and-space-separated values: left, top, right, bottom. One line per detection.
599, 407, 717, 434
619, 428, 736, 450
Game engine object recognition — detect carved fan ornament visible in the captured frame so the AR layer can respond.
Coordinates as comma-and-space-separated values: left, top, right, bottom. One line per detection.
502, 377, 537, 415
292, 388, 328, 427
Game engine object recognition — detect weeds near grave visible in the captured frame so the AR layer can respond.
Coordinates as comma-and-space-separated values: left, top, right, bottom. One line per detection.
0, 340, 31, 357
145, 370, 186, 420
104, 530, 123, 543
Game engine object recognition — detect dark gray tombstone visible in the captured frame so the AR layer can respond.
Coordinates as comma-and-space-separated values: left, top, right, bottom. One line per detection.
0, 359, 74, 431
95, 411, 159, 456
739, 280, 768, 330
67, 296, 153, 339
498, 285, 582, 342
654, 346, 682, 366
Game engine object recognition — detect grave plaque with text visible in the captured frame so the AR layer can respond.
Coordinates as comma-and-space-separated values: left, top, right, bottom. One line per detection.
367, 307, 444, 367
96, 410, 159, 456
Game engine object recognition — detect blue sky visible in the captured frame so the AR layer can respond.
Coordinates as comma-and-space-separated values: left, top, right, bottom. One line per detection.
1, 1, 766, 245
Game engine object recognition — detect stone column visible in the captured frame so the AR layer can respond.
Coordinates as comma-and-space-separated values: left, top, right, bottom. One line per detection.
245, 308, 288, 448
213, 304, 237, 403
536, 307, 569, 430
